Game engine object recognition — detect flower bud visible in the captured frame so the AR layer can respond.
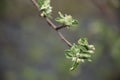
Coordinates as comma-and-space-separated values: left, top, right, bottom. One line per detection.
87, 50, 94, 54
88, 45, 95, 50
72, 57, 77, 61
76, 53, 80, 56
79, 54, 91, 58
88, 59, 92, 62
77, 59, 84, 63
76, 59, 81, 63
81, 59, 85, 62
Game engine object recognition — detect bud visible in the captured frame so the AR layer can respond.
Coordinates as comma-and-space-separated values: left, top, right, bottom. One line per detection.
41, 13, 44, 17
76, 53, 80, 56
87, 50, 94, 54
76, 59, 85, 63
76, 58, 81, 63
70, 67, 74, 71
81, 59, 85, 62
79, 54, 91, 58
88, 59, 92, 62
88, 45, 95, 50
72, 57, 77, 61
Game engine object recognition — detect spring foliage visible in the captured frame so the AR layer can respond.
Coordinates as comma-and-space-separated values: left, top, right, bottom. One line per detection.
38, 0, 52, 17
65, 38, 95, 70
55, 12, 78, 27
38, 0, 95, 71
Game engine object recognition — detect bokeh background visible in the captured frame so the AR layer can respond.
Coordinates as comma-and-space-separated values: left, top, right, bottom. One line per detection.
0, 0, 120, 80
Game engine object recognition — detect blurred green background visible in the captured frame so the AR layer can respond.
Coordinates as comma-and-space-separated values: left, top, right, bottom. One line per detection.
0, 0, 120, 80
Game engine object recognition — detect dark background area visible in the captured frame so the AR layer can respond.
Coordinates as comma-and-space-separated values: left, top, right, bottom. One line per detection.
0, 0, 120, 80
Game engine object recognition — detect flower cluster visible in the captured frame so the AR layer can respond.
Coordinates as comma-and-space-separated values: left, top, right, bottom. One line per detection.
38, 0, 52, 17
65, 38, 95, 71
55, 12, 78, 27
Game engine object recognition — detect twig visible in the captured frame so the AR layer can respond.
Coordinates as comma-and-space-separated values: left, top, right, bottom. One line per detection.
56, 25, 67, 31
31, 0, 40, 11
31, 0, 72, 47
45, 17, 57, 29
57, 31, 72, 47
45, 18, 66, 30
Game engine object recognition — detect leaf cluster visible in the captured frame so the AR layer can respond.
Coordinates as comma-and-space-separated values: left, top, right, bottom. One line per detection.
65, 38, 95, 71
55, 12, 78, 27
37, 0, 95, 71
38, 0, 52, 17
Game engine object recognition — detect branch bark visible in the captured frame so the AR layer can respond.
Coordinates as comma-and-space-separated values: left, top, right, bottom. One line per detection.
31, 0, 72, 47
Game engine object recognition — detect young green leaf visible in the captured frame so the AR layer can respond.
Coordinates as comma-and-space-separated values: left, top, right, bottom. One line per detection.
65, 38, 95, 71
38, 0, 44, 7
78, 38, 88, 45
55, 12, 78, 27
38, 0, 52, 17
70, 61, 79, 71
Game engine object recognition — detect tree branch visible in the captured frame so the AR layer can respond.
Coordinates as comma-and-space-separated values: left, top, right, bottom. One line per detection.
31, 0, 72, 47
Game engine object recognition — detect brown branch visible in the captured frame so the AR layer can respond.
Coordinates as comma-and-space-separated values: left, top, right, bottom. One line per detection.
31, 0, 72, 47
45, 17, 66, 30
31, 0, 40, 11
57, 31, 72, 47
45, 17, 57, 29
56, 25, 67, 31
